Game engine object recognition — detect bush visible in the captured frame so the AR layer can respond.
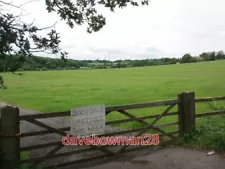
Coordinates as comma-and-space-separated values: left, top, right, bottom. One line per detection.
176, 102, 225, 151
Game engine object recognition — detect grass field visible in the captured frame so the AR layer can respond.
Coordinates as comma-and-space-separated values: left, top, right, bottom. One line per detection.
1, 60, 225, 149
1, 60, 225, 111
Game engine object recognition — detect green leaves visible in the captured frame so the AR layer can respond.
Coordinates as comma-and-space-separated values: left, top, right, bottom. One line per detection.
45, 0, 149, 33
0, 0, 150, 88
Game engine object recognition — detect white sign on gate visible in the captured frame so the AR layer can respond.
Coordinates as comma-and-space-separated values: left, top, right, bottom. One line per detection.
70, 105, 105, 137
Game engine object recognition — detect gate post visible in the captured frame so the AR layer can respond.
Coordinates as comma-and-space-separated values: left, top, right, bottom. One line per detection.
0, 106, 20, 169
177, 92, 196, 137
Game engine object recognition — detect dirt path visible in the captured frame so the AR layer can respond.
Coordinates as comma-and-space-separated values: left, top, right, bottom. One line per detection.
78, 146, 225, 169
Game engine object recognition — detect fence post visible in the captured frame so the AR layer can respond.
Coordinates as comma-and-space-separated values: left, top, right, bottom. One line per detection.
178, 91, 196, 137
0, 106, 20, 169
0, 108, 1, 164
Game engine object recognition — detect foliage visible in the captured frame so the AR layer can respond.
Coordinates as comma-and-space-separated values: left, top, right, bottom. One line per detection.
180, 53, 192, 63
177, 100, 225, 150
200, 52, 217, 61
177, 115, 225, 151
1, 50, 225, 73
0, 0, 149, 87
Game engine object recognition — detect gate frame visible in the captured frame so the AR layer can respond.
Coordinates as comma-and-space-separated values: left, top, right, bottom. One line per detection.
0, 91, 206, 169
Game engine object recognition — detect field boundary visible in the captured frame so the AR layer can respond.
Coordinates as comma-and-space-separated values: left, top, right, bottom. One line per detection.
0, 91, 225, 169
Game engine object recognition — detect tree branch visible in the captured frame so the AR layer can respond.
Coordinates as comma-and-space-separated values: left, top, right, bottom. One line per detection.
0, 0, 39, 9
0, 0, 20, 8
37, 21, 58, 31
19, 0, 39, 8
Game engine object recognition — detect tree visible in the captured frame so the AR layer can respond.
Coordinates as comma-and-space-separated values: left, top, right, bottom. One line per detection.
216, 51, 225, 60
199, 52, 216, 61
208, 52, 216, 61
181, 53, 192, 63
0, 0, 149, 88
199, 52, 209, 61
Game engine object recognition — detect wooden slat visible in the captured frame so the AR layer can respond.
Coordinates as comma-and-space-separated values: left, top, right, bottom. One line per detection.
20, 99, 178, 120
116, 110, 178, 128
20, 127, 69, 137
116, 104, 176, 154
20, 111, 70, 120
21, 130, 178, 165
25, 119, 115, 158
38, 144, 63, 163
154, 121, 179, 128
29, 124, 67, 164
20, 141, 62, 151
118, 109, 149, 126
107, 112, 178, 125
20, 122, 178, 141
106, 99, 179, 112
195, 96, 225, 103
150, 127, 176, 140
41, 138, 176, 169
196, 110, 225, 118
26, 119, 68, 137
20, 126, 179, 151
117, 109, 176, 140
20, 112, 178, 138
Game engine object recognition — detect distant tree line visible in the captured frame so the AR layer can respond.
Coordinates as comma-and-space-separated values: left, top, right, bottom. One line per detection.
0, 51, 225, 72
180, 51, 225, 63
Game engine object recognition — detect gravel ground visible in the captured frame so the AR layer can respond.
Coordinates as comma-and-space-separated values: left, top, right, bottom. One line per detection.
80, 146, 225, 169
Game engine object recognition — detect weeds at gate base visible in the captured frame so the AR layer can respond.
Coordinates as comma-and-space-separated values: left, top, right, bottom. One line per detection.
176, 102, 225, 151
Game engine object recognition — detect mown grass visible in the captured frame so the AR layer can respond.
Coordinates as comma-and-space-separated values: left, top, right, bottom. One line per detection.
0, 60, 225, 150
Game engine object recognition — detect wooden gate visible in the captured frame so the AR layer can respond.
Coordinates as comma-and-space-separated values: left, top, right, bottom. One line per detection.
1, 92, 200, 169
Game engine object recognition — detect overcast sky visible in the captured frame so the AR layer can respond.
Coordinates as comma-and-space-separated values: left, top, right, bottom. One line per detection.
6, 0, 225, 60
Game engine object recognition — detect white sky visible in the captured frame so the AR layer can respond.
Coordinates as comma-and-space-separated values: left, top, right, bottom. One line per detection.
4, 0, 225, 60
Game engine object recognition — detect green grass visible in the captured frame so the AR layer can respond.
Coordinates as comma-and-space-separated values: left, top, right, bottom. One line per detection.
0, 60, 225, 149
1, 60, 225, 111
177, 114, 225, 151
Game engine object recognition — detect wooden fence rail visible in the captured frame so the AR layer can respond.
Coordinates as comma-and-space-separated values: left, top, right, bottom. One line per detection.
195, 96, 225, 103
196, 110, 225, 118
0, 91, 225, 169
19, 99, 179, 120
